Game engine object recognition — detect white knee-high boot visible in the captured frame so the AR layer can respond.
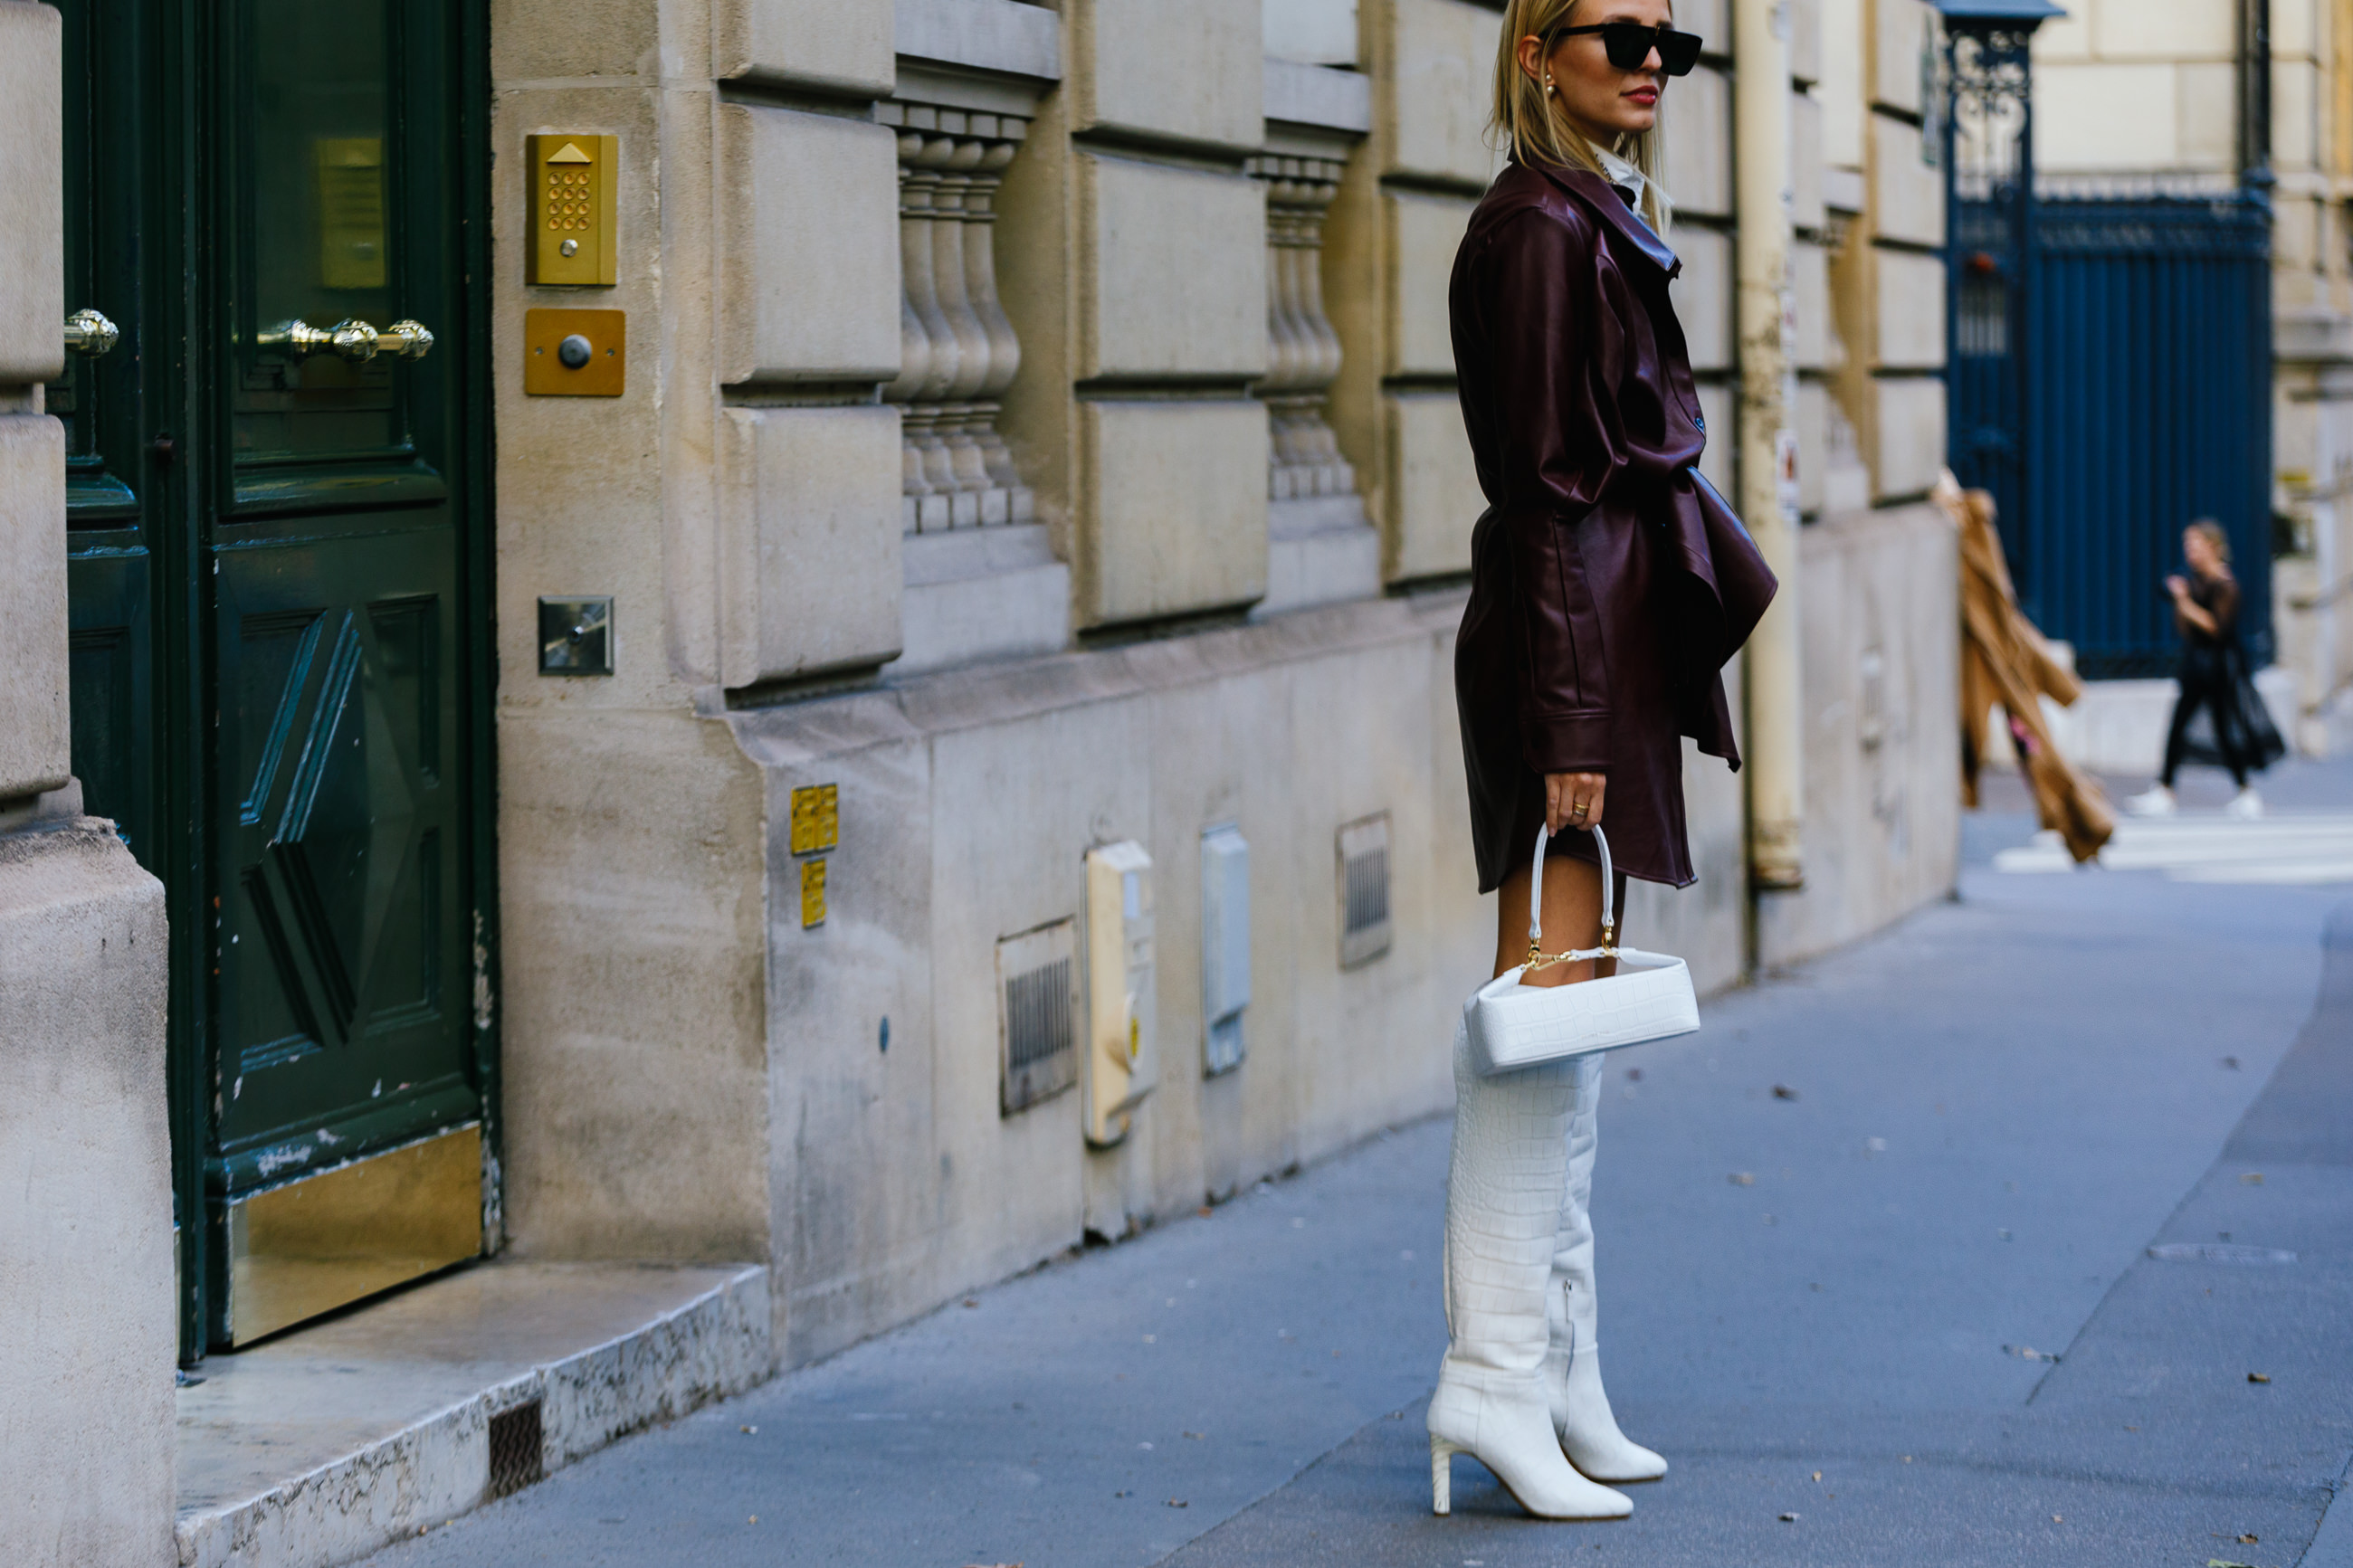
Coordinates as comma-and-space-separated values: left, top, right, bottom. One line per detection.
1544, 1052, 1668, 1482
1430, 1022, 1633, 1519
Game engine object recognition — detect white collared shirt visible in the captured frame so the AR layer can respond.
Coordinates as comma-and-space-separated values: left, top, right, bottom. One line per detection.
1593, 143, 1648, 216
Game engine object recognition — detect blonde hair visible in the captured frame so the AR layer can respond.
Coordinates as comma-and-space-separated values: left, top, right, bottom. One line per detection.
2188, 518, 2232, 564
1490, 0, 1674, 234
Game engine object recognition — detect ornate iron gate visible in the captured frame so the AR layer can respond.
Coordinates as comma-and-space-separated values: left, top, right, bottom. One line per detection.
1941, 1, 2276, 678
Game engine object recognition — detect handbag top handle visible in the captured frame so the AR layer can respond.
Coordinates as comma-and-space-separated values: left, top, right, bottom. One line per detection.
1528, 823, 1615, 957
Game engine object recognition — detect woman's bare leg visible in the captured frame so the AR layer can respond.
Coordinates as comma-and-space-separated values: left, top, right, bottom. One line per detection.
1494, 853, 1609, 987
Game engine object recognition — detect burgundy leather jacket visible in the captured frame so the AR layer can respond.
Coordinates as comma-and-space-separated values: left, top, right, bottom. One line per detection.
1451, 158, 1777, 891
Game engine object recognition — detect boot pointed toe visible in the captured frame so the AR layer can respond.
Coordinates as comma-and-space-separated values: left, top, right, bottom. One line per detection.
1567, 1439, 1668, 1483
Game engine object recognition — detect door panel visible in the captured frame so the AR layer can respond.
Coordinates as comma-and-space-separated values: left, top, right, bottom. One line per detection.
52, 0, 159, 860
66, 554, 157, 860
52, 0, 492, 1358
199, 0, 481, 1345
214, 524, 467, 1160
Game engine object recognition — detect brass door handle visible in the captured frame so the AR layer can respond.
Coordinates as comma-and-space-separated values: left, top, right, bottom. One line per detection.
63, 308, 119, 357
261, 318, 434, 363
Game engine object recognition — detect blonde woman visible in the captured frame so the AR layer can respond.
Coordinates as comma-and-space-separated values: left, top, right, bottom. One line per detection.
1431, 0, 1776, 1521
2126, 518, 2285, 818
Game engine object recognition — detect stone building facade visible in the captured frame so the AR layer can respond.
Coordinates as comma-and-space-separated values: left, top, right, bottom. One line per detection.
5, 0, 1958, 1561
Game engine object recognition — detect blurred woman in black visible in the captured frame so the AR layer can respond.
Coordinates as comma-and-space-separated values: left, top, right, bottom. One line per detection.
2126, 519, 2285, 819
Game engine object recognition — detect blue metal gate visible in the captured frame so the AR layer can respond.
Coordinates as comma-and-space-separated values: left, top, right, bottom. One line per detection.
1939, 1, 2277, 679
2008, 188, 2274, 676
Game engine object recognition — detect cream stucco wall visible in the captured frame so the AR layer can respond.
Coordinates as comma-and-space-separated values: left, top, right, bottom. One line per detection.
0, 822, 174, 1568
0, 4, 176, 1563
488, 0, 776, 1269
477, 0, 1958, 1374
733, 591, 1758, 1366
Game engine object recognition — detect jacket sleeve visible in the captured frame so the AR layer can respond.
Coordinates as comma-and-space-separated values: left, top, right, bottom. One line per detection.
1479, 209, 1632, 776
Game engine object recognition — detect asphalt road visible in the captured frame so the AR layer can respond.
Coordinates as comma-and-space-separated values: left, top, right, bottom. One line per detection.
367, 793, 2353, 1568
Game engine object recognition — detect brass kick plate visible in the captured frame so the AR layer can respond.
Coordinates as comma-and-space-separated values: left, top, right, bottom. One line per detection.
525, 308, 625, 396
225, 1123, 484, 1346
526, 133, 617, 286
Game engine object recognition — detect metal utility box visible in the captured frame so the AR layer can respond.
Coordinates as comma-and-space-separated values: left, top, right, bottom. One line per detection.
1083, 841, 1157, 1146
1200, 824, 1251, 1075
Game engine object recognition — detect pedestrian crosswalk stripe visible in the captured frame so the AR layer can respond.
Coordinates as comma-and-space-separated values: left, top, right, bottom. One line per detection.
1993, 814, 2353, 884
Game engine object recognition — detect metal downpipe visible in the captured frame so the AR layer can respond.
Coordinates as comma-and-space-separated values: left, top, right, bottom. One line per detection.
1734, 0, 1804, 893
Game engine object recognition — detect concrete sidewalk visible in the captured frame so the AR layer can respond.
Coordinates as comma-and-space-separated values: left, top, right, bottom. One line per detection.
363, 824, 2353, 1568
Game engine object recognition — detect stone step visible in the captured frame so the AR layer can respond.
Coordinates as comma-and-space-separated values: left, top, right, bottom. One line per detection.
174, 1261, 769, 1568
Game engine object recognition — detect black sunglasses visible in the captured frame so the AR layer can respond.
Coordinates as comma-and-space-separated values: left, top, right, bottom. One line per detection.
1555, 22, 1704, 77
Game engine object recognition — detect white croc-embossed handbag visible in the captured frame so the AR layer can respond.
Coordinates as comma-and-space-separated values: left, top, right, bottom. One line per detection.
1464, 824, 1700, 1076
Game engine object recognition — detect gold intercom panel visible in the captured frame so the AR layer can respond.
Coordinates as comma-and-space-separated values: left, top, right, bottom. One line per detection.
526, 134, 618, 286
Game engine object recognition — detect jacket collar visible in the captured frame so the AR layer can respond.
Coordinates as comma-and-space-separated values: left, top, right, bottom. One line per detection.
1523, 157, 1681, 280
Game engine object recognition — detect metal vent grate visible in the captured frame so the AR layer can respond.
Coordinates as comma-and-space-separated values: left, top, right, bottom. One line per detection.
1338, 813, 1393, 969
487, 1398, 544, 1499
998, 920, 1079, 1116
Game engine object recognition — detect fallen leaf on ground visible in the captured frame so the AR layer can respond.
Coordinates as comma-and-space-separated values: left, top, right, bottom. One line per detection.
1773, 1085, 1800, 1100
2248, 1373, 2272, 1383
1730, 1172, 1756, 1185
2242, 1535, 2260, 1544
1779, 1512, 1799, 1522
1167, 1499, 1189, 1508
963, 1298, 979, 1307
1812, 1471, 1822, 1482
2241, 1173, 2264, 1185
2053, 1515, 2063, 1522
739, 1425, 757, 1434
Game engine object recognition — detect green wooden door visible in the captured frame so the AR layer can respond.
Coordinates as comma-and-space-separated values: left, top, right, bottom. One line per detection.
52, 0, 495, 1360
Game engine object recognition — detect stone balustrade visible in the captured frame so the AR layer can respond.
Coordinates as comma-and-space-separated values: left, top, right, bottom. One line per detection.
1249, 153, 1356, 504
876, 100, 1034, 534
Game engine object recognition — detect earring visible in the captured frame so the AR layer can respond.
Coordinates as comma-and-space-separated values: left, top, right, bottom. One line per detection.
1544, 72, 1555, 95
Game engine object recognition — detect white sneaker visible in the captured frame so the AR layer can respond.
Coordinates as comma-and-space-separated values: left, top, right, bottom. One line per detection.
2124, 785, 2177, 817
2227, 788, 2264, 820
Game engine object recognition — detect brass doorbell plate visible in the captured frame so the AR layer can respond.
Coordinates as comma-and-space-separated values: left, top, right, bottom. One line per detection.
524, 308, 624, 395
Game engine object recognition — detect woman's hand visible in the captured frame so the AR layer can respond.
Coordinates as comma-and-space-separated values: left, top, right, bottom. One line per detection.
1546, 771, 1606, 833
2164, 574, 2189, 600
